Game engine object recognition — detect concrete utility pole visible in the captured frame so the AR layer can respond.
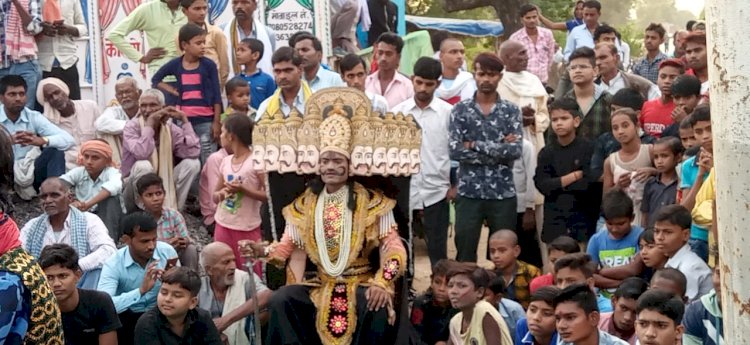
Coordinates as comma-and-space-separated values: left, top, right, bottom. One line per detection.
706, 1, 750, 343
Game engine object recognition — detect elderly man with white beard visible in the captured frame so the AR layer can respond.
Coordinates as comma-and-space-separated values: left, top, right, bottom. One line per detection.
95, 77, 143, 164
198, 242, 272, 345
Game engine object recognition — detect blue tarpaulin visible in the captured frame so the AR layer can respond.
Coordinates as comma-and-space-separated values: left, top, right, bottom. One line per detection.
405, 15, 504, 37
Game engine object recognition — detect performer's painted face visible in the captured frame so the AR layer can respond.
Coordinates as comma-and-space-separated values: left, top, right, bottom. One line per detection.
279, 144, 297, 173
350, 145, 369, 176
299, 146, 320, 174
372, 147, 387, 174
398, 148, 410, 175
409, 149, 421, 174
320, 151, 349, 186
252, 144, 266, 170
265, 145, 280, 171
386, 148, 400, 176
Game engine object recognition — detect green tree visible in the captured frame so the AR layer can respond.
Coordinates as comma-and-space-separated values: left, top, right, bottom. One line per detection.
599, 0, 635, 27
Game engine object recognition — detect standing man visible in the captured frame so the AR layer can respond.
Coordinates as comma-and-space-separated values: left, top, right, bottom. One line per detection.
497, 40, 549, 265
449, 53, 523, 262
293, 32, 344, 92
672, 30, 689, 59
683, 33, 708, 97
563, 0, 602, 62
0, 0, 43, 108
392, 57, 453, 267
564, 47, 612, 142
594, 43, 659, 101
339, 53, 389, 113
632, 23, 669, 85
0, 75, 74, 196
108, 0, 187, 78
365, 32, 414, 109
224, 0, 277, 77
36, 0, 87, 100
435, 37, 475, 105
510, 4, 556, 86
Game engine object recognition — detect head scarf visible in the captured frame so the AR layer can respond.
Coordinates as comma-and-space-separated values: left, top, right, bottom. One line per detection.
0, 212, 22, 256
77, 140, 118, 167
36, 77, 71, 124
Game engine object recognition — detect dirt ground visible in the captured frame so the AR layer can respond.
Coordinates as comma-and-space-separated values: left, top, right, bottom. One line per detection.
411, 226, 494, 293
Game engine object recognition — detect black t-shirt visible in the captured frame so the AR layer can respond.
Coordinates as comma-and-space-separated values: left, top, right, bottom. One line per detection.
62, 289, 122, 345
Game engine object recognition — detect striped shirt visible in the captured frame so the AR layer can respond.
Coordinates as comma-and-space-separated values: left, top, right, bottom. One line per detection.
152, 56, 221, 123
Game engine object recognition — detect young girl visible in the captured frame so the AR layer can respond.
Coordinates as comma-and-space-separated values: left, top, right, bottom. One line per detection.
641, 137, 683, 228
447, 263, 513, 345
638, 228, 667, 282
213, 114, 267, 270
152, 23, 222, 165
603, 108, 655, 226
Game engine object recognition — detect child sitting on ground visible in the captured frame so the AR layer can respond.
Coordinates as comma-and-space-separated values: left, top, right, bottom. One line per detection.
515, 286, 561, 345
553, 283, 629, 345
653, 205, 712, 302
235, 38, 276, 109
60, 139, 123, 240
642, 137, 683, 229
134, 267, 223, 344
588, 189, 644, 294
650, 268, 688, 303
411, 259, 458, 345
530, 235, 580, 294
598, 277, 649, 345
484, 273, 525, 338
634, 290, 685, 345
447, 263, 513, 345
554, 253, 613, 313
137, 173, 199, 271
488, 229, 541, 309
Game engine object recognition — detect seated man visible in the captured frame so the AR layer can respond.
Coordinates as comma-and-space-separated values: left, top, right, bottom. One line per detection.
20, 177, 117, 289
199, 242, 273, 344
97, 212, 179, 345
120, 89, 201, 213
37, 77, 102, 171
39, 244, 121, 344
0, 75, 74, 199
138, 173, 199, 270
60, 139, 124, 240
95, 77, 142, 164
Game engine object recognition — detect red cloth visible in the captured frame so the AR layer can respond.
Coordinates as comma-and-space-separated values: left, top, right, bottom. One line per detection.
214, 224, 262, 276
0, 212, 22, 255
529, 273, 554, 294
640, 98, 676, 138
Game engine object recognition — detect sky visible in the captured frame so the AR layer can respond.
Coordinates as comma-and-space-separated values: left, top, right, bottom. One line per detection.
675, 0, 705, 16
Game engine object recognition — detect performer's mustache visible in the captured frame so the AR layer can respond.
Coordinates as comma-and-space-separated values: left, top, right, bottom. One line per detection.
323, 168, 346, 176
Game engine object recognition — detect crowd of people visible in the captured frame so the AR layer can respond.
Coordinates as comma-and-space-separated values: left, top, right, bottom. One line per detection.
0, 0, 723, 344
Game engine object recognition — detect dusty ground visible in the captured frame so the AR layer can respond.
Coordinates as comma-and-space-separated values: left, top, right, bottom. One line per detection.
11, 195, 492, 294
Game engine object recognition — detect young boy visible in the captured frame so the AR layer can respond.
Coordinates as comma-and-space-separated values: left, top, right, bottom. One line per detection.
484, 273, 526, 338
530, 235, 580, 294
137, 173, 199, 271
553, 283, 629, 345
639, 59, 685, 138
650, 268, 688, 302
180, 0, 229, 88
684, 105, 714, 263
488, 229, 542, 309
516, 286, 561, 345
152, 23, 222, 165
652, 205, 712, 302
595, 228, 666, 285
411, 259, 458, 345
662, 74, 701, 140
642, 137, 683, 228
60, 139, 124, 240
134, 267, 223, 344
535, 98, 594, 245
554, 253, 613, 313
635, 290, 685, 345
40, 244, 121, 345
598, 277, 649, 345
682, 263, 723, 345
236, 38, 276, 109
222, 77, 257, 121
588, 189, 644, 296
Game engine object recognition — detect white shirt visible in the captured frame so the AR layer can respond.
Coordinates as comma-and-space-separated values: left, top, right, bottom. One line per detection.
95, 106, 131, 135
365, 91, 389, 114
36, 0, 88, 71
20, 210, 117, 271
512, 139, 537, 213
391, 97, 452, 210
665, 244, 713, 302
600, 72, 661, 100
60, 166, 123, 202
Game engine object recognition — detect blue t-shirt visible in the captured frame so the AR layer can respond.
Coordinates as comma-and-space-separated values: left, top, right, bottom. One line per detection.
597, 293, 613, 313
587, 225, 644, 268
679, 155, 710, 241
565, 18, 584, 32
516, 318, 559, 345
239, 69, 277, 110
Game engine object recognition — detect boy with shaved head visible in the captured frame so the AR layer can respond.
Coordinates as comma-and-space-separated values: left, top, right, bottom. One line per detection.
489, 229, 542, 309
198, 241, 272, 344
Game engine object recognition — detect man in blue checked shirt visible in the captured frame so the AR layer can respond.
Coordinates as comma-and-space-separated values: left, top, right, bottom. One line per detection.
449, 52, 522, 263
